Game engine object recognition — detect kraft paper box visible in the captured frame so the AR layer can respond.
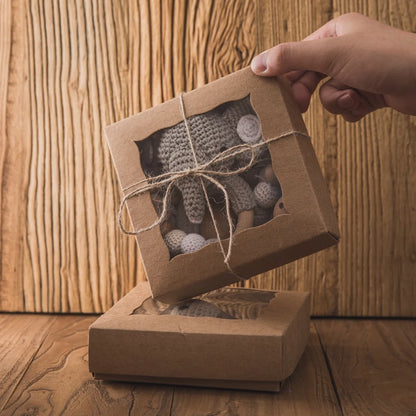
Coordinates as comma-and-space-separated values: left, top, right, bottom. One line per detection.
105, 67, 339, 303
89, 281, 310, 392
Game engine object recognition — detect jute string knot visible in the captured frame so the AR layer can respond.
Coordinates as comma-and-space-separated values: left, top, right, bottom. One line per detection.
118, 93, 310, 275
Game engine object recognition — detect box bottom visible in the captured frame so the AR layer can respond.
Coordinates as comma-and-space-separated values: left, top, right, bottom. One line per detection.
89, 283, 310, 393
92, 373, 282, 392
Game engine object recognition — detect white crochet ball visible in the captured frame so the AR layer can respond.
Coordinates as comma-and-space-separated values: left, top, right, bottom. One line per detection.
164, 229, 186, 256
254, 181, 281, 209
181, 233, 206, 254
237, 114, 262, 144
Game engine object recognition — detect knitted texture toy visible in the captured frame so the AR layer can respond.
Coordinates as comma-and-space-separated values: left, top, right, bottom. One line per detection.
168, 299, 235, 319
139, 97, 287, 257
175, 199, 200, 234
157, 97, 257, 225
180, 233, 206, 254
237, 114, 262, 144
254, 181, 282, 209
164, 229, 186, 256
133, 288, 276, 320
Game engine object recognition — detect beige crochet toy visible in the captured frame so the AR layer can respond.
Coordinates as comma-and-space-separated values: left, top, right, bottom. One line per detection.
180, 233, 206, 254
254, 181, 282, 209
134, 287, 276, 320
157, 98, 258, 228
141, 98, 286, 257
164, 229, 186, 256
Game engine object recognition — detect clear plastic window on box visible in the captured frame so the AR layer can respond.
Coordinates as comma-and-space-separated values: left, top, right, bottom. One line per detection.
136, 96, 288, 258
132, 287, 276, 320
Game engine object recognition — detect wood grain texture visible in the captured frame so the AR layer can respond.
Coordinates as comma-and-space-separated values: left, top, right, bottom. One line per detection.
252, 0, 416, 316
3, 315, 414, 415
253, 0, 340, 316
332, 0, 416, 317
170, 323, 341, 416
0, 0, 415, 315
0, 314, 56, 412
0, 0, 255, 313
0, 0, 142, 313
2, 315, 174, 416
315, 319, 416, 416
2, 316, 340, 416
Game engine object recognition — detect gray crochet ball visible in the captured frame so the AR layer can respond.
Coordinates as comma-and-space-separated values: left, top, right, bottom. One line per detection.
181, 233, 206, 254
168, 299, 235, 319
254, 181, 282, 209
164, 229, 186, 256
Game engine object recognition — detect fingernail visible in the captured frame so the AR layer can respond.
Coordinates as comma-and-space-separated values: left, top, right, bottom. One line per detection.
251, 53, 267, 73
337, 93, 354, 110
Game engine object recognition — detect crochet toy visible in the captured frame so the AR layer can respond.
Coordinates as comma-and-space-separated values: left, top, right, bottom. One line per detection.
139, 97, 288, 257
157, 97, 259, 227
164, 229, 186, 256
133, 287, 276, 320
181, 233, 206, 254
168, 299, 235, 319
254, 181, 282, 209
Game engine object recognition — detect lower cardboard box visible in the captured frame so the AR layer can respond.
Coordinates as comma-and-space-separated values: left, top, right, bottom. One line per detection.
89, 282, 310, 392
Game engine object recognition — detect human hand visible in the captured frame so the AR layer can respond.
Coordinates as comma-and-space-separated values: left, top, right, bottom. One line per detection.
251, 13, 416, 121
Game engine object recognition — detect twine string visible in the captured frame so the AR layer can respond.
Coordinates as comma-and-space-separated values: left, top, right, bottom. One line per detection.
178, 94, 235, 270
118, 92, 310, 273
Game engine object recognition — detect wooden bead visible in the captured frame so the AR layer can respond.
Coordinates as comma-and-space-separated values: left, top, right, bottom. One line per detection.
237, 114, 262, 143
160, 220, 175, 236
199, 208, 232, 240
259, 164, 278, 185
235, 209, 254, 232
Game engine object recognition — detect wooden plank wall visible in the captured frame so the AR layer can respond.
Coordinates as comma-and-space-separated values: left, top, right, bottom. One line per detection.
253, 0, 416, 316
0, 0, 415, 315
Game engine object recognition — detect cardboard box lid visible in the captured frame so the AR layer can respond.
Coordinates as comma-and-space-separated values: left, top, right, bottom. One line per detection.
104, 67, 339, 302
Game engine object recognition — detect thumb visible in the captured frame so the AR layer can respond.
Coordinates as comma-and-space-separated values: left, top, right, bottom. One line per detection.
251, 38, 342, 77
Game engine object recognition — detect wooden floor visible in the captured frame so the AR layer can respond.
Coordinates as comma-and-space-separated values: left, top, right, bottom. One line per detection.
0, 315, 414, 415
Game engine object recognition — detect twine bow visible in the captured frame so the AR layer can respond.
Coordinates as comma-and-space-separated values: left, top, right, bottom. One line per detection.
118, 93, 309, 274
